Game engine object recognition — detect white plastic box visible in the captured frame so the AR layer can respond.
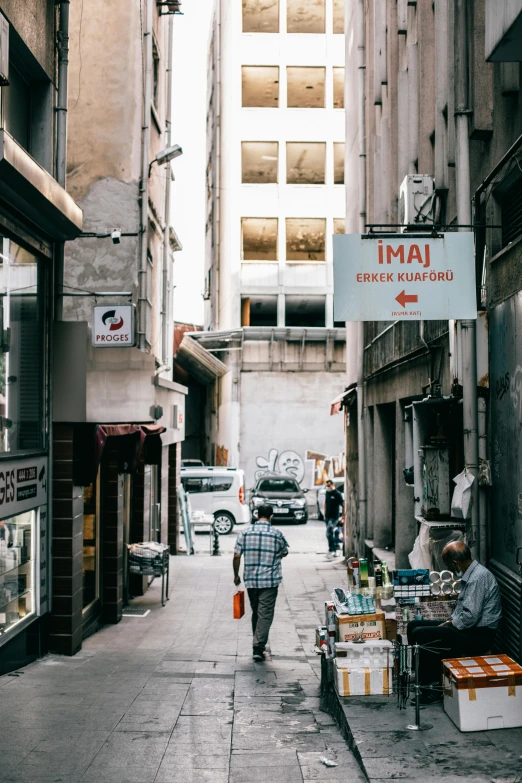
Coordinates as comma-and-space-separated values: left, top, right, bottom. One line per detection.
443, 655, 522, 732
334, 660, 393, 696
335, 640, 393, 669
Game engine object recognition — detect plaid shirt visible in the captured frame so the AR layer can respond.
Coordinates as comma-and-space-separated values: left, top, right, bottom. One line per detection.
234, 521, 289, 589
452, 560, 502, 631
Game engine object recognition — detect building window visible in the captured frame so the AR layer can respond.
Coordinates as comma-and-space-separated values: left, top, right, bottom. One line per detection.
3, 65, 30, 151
242, 66, 279, 108
286, 142, 326, 184
499, 177, 522, 248
285, 295, 326, 326
152, 41, 160, 110
242, 142, 278, 183
287, 0, 325, 33
0, 510, 36, 639
334, 218, 345, 234
333, 67, 345, 108
286, 218, 326, 261
332, 0, 345, 33
287, 67, 325, 108
241, 218, 278, 261
241, 296, 278, 326
334, 143, 344, 184
243, 0, 279, 32
0, 237, 46, 454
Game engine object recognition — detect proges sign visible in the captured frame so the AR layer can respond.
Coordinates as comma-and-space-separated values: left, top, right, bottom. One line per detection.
333, 233, 477, 321
92, 304, 135, 347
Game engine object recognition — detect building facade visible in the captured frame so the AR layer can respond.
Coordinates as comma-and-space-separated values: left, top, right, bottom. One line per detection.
342, 0, 522, 661
0, 1, 82, 673
49, 0, 186, 655
190, 0, 347, 491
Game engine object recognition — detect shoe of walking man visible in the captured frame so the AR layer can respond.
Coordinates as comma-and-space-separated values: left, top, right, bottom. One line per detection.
324, 480, 344, 557
233, 504, 289, 661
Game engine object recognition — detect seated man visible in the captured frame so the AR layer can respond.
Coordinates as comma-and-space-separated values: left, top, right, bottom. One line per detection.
407, 540, 502, 703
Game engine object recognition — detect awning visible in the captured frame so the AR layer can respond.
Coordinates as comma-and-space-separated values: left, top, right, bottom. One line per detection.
329, 383, 357, 416
175, 334, 228, 385
75, 423, 166, 486
0, 130, 83, 241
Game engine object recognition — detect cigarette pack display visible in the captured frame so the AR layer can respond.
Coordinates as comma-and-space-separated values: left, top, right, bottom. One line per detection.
393, 569, 430, 586
335, 611, 386, 642
325, 600, 336, 629
442, 654, 522, 732
315, 626, 328, 653
334, 661, 393, 696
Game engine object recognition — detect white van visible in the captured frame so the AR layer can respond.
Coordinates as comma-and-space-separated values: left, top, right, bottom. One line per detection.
179, 467, 250, 534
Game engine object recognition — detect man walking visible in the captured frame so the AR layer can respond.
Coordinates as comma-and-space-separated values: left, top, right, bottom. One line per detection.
324, 480, 344, 558
233, 504, 289, 661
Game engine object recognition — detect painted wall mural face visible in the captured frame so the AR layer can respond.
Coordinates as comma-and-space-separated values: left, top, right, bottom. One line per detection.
254, 448, 345, 485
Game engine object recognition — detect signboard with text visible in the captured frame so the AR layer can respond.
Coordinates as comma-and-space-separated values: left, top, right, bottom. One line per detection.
92, 304, 135, 347
0, 455, 47, 519
333, 233, 477, 321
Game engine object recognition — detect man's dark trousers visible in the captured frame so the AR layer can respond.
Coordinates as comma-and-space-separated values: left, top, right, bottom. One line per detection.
247, 587, 278, 652
407, 620, 497, 685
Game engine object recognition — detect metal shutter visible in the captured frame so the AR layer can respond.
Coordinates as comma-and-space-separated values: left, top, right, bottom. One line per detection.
489, 558, 522, 663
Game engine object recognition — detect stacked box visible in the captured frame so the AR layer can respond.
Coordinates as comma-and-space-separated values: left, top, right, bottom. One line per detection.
335, 611, 386, 642
335, 640, 393, 668
334, 662, 393, 696
393, 569, 430, 598
443, 654, 522, 732
343, 593, 376, 615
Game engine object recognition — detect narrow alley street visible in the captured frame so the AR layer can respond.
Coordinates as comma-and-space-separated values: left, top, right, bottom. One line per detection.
0, 522, 365, 783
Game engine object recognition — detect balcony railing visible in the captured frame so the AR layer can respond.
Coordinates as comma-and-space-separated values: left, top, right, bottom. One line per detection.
364, 319, 448, 377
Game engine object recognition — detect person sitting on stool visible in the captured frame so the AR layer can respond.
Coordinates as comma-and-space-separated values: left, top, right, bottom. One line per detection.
407, 540, 502, 703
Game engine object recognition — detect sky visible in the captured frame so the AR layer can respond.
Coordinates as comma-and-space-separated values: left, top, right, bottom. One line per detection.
171, 0, 215, 327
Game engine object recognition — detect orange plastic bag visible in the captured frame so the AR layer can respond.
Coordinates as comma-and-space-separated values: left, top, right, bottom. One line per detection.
233, 590, 245, 619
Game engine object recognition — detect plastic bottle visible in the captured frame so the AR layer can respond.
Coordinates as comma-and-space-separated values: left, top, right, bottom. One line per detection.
359, 558, 369, 588
352, 560, 360, 588
375, 567, 383, 587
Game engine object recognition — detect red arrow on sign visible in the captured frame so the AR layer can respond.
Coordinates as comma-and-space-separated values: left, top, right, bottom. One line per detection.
395, 290, 419, 309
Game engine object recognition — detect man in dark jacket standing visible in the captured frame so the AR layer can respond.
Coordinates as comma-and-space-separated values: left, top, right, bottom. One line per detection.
324, 480, 344, 558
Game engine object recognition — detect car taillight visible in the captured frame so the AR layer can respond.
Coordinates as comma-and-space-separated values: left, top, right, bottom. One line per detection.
239, 486, 245, 504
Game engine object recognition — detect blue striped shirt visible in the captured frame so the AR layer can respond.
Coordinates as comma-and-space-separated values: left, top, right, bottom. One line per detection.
234, 522, 289, 589
452, 561, 502, 631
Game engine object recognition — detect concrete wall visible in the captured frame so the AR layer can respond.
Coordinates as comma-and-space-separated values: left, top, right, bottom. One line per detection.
240, 370, 345, 490
1, 0, 55, 79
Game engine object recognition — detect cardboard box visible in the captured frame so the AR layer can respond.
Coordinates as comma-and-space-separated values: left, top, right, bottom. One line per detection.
334, 660, 393, 696
335, 611, 386, 642
443, 654, 522, 732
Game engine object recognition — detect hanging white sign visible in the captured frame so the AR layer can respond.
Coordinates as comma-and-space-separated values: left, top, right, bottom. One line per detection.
333, 233, 477, 321
92, 304, 135, 347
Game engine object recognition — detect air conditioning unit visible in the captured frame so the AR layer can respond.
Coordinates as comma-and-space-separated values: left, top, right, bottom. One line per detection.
399, 175, 436, 231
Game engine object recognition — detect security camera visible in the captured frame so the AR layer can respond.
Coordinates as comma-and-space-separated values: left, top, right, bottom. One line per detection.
155, 144, 183, 165
111, 229, 121, 245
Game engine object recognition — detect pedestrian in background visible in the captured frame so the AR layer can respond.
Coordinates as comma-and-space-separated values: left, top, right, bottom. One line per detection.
324, 479, 344, 559
233, 504, 289, 661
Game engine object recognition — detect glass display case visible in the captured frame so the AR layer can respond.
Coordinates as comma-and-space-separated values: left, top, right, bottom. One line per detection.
0, 510, 35, 638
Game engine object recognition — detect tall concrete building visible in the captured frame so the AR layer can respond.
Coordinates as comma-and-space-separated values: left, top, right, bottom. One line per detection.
176, 0, 347, 493
340, 0, 522, 662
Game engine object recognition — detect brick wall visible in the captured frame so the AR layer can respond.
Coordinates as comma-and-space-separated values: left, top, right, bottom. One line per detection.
51, 424, 84, 656
160, 446, 169, 545
100, 445, 123, 623
168, 442, 180, 554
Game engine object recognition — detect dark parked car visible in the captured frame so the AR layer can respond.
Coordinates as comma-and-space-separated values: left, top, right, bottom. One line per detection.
249, 474, 308, 524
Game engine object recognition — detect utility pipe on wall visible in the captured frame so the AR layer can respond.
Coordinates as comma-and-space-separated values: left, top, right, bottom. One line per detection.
138, 0, 153, 351
54, 0, 70, 321
161, 13, 174, 368
356, 0, 367, 556
454, 0, 480, 561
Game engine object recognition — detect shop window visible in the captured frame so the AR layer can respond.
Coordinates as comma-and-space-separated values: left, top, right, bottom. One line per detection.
286, 218, 326, 261
287, 0, 325, 33
286, 142, 326, 184
243, 0, 279, 32
242, 295, 278, 326
285, 295, 326, 326
287, 67, 325, 108
334, 142, 345, 184
332, 0, 345, 33
334, 218, 345, 234
241, 218, 278, 261
0, 238, 45, 454
242, 142, 278, 183
83, 475, 100, 611
333, 67, 345, 108
242, 66, 279, 108
0, 510, 36, 639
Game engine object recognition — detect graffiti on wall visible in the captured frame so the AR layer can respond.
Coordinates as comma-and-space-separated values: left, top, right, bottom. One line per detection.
254, 448, 345, 485
215, 445, 229, 467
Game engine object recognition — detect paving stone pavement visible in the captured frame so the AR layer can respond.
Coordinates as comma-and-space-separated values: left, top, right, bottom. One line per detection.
0, 521, 365, 783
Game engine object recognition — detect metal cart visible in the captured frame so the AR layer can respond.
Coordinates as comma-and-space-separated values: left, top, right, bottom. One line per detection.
127, 543, 170, 607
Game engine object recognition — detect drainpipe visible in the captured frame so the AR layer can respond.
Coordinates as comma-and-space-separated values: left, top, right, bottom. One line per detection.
356, 0, 367, 556
478, 396, 487, 560
54, 0, 70, 321
162, 13, 174, 368
139, 0, 153, 351
454, 0, 480, 561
